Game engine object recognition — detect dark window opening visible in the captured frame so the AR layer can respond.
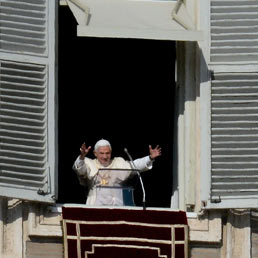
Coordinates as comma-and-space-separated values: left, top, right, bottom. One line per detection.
58, 6, 176, 208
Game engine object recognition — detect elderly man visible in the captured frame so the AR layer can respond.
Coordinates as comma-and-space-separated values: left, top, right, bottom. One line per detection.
73, 139, 161, 206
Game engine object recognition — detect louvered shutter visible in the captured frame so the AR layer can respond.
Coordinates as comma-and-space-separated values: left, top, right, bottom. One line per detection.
210, 0, 258, 63
209, 0, 258, 208
0, 0, 57, 203
210, 73, 258, 207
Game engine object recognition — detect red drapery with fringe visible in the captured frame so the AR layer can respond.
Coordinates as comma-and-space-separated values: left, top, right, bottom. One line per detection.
62, 206, 188, 258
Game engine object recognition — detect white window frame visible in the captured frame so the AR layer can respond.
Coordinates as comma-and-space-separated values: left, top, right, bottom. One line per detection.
0, 0, 206, 209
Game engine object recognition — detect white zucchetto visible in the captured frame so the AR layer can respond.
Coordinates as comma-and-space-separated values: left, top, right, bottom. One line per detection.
94, 139, 112, 151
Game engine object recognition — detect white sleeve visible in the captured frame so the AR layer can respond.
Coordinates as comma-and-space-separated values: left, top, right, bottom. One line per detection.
73, 156, 88, 176
132, 156, 153, 172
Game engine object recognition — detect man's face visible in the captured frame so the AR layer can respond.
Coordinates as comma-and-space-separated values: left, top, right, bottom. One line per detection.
94, 146, 112, 167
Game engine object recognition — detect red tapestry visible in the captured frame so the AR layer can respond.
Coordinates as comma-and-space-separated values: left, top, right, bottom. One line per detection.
62, 205, 188, 258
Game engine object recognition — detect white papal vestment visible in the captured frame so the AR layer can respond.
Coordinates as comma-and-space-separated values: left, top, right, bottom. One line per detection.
73, 156, 153, 205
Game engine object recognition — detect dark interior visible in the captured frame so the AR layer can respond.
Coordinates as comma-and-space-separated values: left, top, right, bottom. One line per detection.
57, 6, 176, 207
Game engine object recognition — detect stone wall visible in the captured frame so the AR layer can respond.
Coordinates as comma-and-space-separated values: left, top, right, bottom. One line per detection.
1, 199, 257, 258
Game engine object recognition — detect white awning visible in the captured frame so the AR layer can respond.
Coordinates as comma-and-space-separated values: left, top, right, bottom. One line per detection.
61, 0, 204, 41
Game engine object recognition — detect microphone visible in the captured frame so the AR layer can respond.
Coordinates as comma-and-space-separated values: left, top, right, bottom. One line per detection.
124, 148, 146, 209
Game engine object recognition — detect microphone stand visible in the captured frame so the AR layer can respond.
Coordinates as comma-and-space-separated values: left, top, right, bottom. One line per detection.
124, 148, 146, 210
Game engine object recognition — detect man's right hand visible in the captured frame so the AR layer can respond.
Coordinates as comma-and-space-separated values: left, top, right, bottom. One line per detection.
79, 143, 92, 160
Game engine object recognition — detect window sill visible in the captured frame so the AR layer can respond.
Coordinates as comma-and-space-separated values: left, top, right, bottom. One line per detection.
27, 203, 221, 243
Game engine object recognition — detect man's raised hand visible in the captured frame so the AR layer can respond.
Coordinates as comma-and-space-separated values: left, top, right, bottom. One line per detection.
79, 143, 92, 159
149, 145, 162, 160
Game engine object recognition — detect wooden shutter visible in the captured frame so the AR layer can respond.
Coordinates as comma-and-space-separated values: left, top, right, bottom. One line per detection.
0, 0, 47, 55
67, 0, 204, 41
210, 0, 258, 63
0, 0, 57, 203
209, 0, 258, 208
210, 72, 258, 207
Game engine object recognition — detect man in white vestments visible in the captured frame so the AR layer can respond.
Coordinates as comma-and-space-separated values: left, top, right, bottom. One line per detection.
73, 139, 162, 206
